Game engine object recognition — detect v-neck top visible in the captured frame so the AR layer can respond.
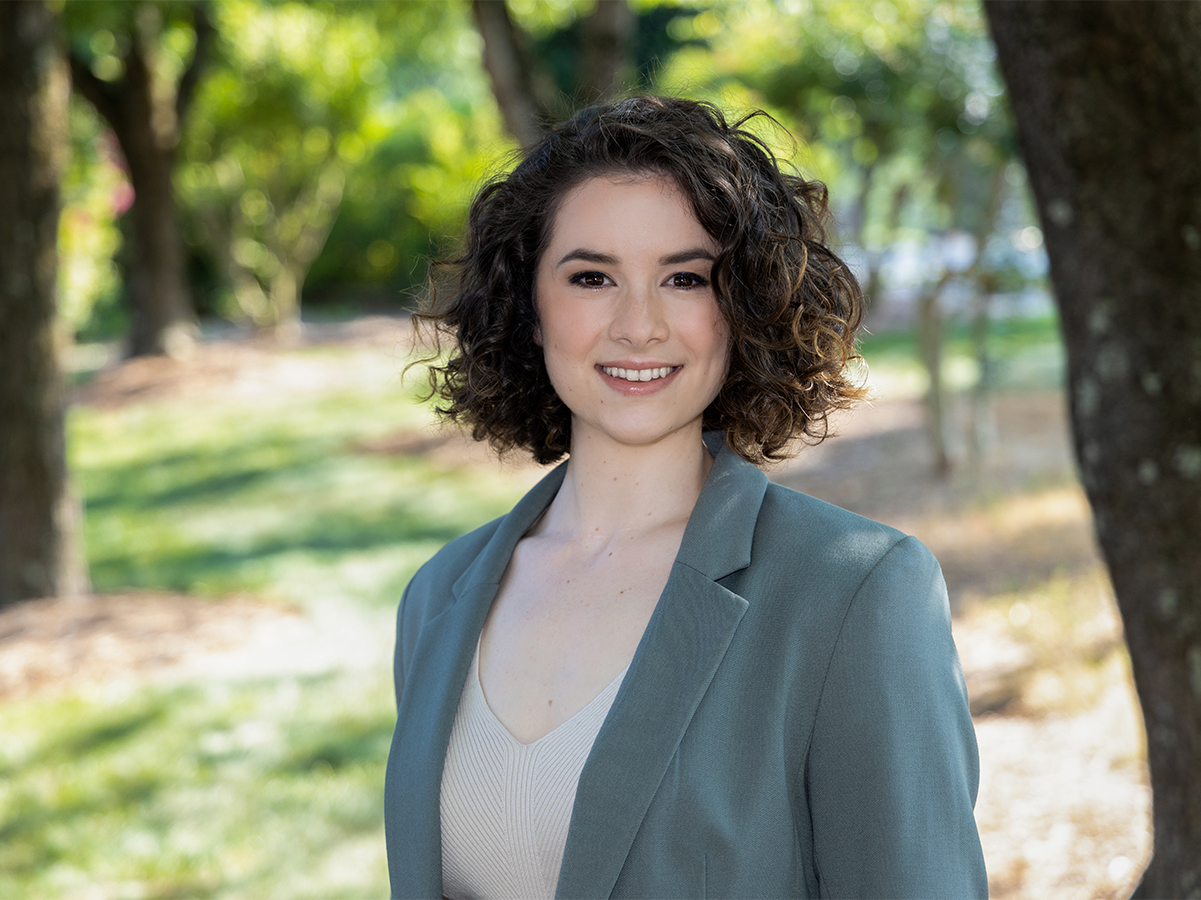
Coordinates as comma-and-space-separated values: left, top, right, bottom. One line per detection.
440, 640, 629, 900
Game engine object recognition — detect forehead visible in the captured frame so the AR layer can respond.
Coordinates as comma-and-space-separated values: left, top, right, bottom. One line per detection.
544, 174, 713, 252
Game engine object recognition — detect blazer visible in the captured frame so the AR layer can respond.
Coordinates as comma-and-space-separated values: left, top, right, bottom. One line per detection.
384, 433, 987, 899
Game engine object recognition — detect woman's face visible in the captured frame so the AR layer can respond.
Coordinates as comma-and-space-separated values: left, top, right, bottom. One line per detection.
534, 174, 730, 453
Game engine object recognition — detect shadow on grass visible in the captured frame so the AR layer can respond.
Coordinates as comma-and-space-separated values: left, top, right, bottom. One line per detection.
82, 436, 335, 513
279, 716, 395, 774
88, 500, 469, 599
0, 701, 169, 779
0, 770, 163, 856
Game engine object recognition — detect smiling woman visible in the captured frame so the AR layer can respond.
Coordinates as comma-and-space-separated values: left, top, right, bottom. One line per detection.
388, 97, 987, 899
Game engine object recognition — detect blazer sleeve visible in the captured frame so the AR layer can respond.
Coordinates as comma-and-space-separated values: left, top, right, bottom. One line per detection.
805, 535, 988, 899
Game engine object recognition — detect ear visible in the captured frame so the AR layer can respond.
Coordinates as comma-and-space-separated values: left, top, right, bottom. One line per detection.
533, 323, 542, 346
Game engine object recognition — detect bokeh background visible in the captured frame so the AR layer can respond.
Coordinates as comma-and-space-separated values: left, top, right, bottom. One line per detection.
1, 1, 1153, 897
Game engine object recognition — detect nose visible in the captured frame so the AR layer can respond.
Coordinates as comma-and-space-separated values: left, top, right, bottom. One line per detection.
608, 283, 669, 346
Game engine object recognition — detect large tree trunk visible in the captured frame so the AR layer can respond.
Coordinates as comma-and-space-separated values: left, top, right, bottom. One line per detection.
0, 0, 90, 607
471, 0, 545, 148
68, 3, 212, 357
986, 3, 1201, 895
578, 0, 634, 105
472, 0, 633, 147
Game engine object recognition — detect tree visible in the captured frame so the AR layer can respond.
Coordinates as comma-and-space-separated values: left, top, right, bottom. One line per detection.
0, 0, 90, 607
64, 1, 213, 357
985, 2, 1201, 895
471, 0, 651, 146
711, 0, 1018, 475
180, 1, 407, 337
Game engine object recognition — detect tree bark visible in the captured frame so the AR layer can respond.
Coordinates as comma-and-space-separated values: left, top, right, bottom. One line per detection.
471, 0, 633, 147
0, 0, 90, 607
917, 269, 953, 477
579, 0, 634, 105
986, 3, 1201, 895
471, 0, 544, 148
68, 3, 212, 357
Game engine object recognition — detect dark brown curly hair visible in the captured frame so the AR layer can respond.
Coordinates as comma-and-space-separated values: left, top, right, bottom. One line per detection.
415, 96, 866, 465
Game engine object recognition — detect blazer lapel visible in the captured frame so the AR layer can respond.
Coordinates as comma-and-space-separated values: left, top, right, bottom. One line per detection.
388, 462, 566, 898
556, 436, 769, 899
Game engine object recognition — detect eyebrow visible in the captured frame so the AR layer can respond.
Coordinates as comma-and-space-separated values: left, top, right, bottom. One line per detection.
554, 247, 716, 267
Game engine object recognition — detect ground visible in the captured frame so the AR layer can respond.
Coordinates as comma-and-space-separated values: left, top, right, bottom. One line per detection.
1, 317, 1151, 898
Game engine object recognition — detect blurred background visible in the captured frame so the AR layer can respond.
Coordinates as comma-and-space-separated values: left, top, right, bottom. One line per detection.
1, 1, 1151, 897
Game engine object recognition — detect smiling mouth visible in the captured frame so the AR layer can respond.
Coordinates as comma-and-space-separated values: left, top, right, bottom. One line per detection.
600, 365, 678, 383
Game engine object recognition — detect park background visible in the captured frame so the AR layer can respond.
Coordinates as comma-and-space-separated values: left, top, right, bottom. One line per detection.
4, 0, 1189, 897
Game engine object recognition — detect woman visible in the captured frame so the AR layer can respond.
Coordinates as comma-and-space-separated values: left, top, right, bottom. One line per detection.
385, 96, 987, 899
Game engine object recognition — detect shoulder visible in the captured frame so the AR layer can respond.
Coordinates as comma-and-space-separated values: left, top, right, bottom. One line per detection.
398, 514, 505, 627
749, 480, 936, 599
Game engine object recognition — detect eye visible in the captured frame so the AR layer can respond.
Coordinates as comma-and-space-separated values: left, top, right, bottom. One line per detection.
667, 272, 710, 289
568, 271, 611, 288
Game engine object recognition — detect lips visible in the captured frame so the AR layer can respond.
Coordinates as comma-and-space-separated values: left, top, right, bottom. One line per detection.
600, 365, 677, 383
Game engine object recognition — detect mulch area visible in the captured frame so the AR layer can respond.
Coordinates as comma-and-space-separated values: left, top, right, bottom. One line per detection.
0, 592, 298, 701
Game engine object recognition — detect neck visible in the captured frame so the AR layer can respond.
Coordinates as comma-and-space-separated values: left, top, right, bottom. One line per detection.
541, 424, 714, 541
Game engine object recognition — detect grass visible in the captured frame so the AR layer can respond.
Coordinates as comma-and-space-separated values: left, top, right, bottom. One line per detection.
0, 335, 544, 899
70, 356, 529, 609
857, 313, 1065, 399
0, 670, 395, 899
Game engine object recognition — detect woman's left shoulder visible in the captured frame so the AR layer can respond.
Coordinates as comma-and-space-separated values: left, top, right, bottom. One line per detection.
750, 481, 940, 595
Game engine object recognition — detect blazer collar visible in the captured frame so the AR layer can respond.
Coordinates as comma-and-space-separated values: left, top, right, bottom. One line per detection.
556, 434, 768, 898
388, 462, 567, 899
393, 436, 768, 900
675, 431, 768, 580
451, 460, 567, 601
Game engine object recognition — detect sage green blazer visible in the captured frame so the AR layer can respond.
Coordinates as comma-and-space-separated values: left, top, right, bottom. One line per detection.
384, 435, 987, 899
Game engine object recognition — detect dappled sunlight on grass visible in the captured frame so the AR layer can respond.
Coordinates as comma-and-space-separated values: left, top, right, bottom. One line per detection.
69, 347, 535, 608
0, 669, 394, 899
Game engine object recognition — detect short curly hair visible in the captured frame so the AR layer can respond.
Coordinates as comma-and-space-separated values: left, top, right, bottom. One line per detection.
416, 96, 866, 465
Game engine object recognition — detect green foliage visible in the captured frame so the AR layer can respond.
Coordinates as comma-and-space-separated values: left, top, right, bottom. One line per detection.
860, 312, 1064, 396
652, 0, 1032, 296
180, 2, 385, 325
59, 99, 126, 339
179, 1, 510, 319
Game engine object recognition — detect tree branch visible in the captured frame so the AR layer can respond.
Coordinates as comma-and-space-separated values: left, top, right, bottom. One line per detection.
177, 2, 213, 123
67, 50, 121, 132
471, 0, 543, 148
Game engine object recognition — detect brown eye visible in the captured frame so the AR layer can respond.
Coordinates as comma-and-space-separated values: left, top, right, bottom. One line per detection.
669, 272, 709, 289
570, 271, 610, 288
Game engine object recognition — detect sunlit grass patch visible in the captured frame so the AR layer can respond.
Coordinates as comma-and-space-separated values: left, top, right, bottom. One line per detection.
858, 314, 1064, 400
0, 669, 394, 899
69, 356, 530, 608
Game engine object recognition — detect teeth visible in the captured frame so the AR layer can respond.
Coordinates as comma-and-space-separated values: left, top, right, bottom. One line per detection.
602, 366, 674, 382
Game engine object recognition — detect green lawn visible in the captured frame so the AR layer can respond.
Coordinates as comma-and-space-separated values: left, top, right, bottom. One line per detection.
2, 338, 538, 899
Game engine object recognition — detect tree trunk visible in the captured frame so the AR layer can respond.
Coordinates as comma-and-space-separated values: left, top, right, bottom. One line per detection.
965, 166, 1008, 471
68, 2, 212, 358
119, 45, 196, 359
0, 0, 90, 607
986, 3, 1201, 895
917, 269, 953, 477
472, 0, 633, 147
579, 0, 634, 104
471, 0, 544, 148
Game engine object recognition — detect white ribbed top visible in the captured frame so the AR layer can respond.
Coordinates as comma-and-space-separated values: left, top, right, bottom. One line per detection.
440, 641, 628, 900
